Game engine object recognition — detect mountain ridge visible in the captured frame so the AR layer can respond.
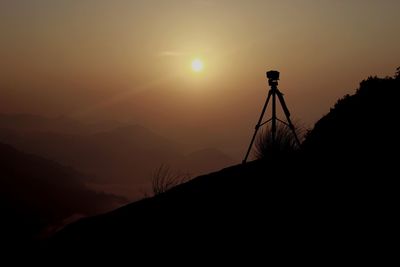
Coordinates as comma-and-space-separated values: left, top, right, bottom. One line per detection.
0, 118, 235, 199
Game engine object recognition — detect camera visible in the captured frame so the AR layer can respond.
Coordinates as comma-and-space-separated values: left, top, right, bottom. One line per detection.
266, 70, 280, 81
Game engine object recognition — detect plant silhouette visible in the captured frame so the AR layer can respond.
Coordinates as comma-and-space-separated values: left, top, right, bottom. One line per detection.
151, 164, 190, 195
254, 124, 300, 159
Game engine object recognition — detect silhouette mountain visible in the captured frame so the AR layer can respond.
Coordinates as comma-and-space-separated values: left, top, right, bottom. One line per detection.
49, 72, 399, 256
0, 113, 123, 134
303, 74, 400, 158
0, 142, 125, 246
0, 120, 234, 199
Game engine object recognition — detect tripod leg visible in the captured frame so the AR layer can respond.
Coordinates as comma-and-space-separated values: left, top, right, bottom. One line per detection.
271, 86, 277, 145
276, 90, 301, 147
242, 90, 272, 163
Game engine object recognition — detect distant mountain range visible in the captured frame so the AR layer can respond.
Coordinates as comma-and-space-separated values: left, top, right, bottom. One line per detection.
0, 114, 235, 199
0, 113, 123, 134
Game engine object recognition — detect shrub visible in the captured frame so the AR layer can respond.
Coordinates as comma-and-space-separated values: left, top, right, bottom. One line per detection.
254, 123, 301, 159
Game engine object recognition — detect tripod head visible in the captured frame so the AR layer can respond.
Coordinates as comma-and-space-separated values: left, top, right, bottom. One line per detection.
266, 70, 279, 87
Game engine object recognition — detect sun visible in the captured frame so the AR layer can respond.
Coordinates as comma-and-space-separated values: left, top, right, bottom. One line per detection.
191, 59, 204, 72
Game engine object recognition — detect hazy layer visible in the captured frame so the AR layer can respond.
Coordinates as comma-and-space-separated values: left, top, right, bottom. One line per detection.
1, 0, 399, 157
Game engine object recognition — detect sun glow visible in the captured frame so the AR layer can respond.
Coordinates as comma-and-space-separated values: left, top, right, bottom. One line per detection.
191, 59, 204, 72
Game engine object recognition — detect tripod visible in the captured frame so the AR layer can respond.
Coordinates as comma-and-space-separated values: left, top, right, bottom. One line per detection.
242, 70, 301, 163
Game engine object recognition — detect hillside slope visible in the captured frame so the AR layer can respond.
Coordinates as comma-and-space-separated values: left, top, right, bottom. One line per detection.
50, 73, 399, 255
303, 74, 400, 157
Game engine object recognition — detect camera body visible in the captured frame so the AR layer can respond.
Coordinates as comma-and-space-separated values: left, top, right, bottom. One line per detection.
266, 70, 279, 86
266, 70, 279, 81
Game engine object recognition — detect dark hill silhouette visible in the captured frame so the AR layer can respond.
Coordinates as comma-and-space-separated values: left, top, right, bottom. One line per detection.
49, 71, 399, 257
0, 142, 125, 246
303, 74, 400, 159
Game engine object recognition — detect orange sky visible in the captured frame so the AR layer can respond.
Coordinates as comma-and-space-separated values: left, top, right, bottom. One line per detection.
1, 0, 399, 157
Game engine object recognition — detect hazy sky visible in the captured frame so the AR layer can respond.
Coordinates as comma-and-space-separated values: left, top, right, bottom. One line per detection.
1, 0, 399, 157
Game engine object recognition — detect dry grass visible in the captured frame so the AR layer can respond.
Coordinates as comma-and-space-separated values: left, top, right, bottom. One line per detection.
254, 123, 302, 159
152, 164, 191, 195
